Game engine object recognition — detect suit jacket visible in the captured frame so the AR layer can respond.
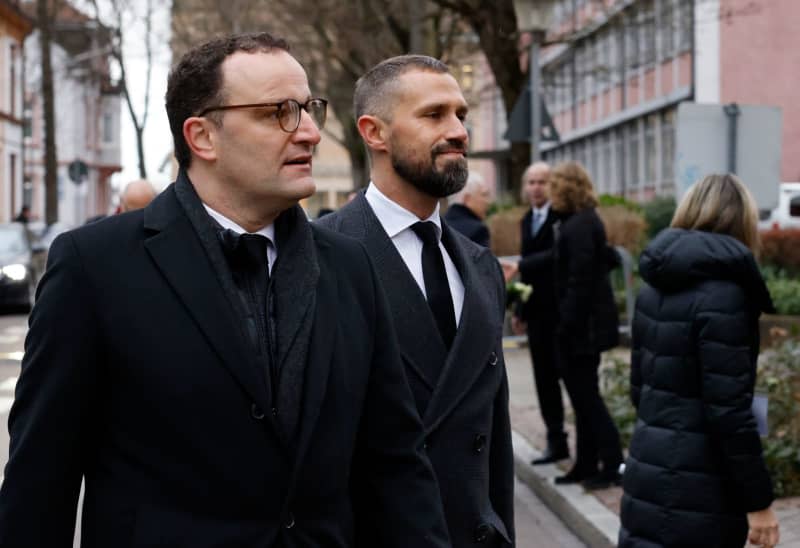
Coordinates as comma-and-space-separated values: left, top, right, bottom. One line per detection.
319, 192, 514, 548
442, 204, 490, 248
0, 174, 451, 548
517, 207, 558, 334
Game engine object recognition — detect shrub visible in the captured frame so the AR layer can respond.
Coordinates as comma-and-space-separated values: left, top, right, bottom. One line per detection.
487, 205, 527, 257
599, 354, 637, 448
642, 196, 676, 239
756, 340, 800, 497
766, 278, 800, 315
597, 204, 648, 253
760, 229, 800, 275
598, 194, 643, 213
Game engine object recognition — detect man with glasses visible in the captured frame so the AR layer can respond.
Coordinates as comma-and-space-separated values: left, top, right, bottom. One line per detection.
0, 33, 450, 547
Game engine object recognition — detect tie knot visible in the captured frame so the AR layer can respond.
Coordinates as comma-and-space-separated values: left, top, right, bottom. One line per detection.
218, 229, 271, 270
411, 221, 440, 247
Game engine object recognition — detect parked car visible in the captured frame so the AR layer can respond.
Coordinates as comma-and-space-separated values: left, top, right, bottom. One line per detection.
0, 223, 45, 311
758, 182, 800, 230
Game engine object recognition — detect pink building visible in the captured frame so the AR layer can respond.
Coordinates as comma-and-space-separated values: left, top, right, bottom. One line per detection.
512, 0, 800, 201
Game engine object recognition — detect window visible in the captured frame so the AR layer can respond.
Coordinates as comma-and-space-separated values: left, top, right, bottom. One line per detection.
661, 110, 675, 181
660, 0, 675, 59
614, 127, 625, 195
628, 122, 640, 187
678, 0, 692, 52
625, 11, 640, 72
642, 0, 657, 66
790, 195, 800, 218
9, 43, 17, 115
645, 114, 657, 183
102, 112, 114, 144
575, 44, 586, 102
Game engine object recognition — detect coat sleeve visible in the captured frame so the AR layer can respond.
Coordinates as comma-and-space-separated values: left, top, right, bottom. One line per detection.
352, 248, 451, 548
489, 261, 515, 545
696, 289, 774, 512
0, 233, 100, 547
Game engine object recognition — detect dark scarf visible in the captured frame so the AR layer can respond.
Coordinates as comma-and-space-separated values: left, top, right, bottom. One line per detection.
173, 171, 319, 446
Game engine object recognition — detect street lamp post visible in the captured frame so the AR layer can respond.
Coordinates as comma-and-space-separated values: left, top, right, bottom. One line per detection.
513, 0, 555, 163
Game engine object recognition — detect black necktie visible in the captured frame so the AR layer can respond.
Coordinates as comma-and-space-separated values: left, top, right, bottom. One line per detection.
411, 221, 456, 349
218, 229, 272, 356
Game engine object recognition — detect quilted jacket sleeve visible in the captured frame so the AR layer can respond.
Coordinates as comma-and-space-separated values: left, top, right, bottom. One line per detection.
695, 284, 774, 512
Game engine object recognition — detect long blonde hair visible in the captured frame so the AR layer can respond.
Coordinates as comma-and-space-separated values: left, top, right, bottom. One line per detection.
671, 173, 760, 253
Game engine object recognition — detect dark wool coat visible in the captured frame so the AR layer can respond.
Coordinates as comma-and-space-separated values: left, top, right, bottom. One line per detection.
619, 228, 775, 548
553, 207, 619, 355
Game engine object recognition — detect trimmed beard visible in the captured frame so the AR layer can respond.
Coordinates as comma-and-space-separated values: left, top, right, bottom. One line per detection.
391, 140, 468, 198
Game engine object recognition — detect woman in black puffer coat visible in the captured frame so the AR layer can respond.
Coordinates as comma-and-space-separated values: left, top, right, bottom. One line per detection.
619, 174, 779, 548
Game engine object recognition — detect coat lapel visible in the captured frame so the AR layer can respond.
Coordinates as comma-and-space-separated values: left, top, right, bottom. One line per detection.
289, 228, 336, 486
423, 225, 501, 430
143, 186, 271, 415
349, 194, 446, 390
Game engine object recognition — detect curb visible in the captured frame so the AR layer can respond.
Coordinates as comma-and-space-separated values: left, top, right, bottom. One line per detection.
512, 430, 619, 548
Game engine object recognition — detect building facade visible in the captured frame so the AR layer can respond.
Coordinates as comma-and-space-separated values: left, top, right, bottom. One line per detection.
0, 0, 31, 222
23, 1, 121, 226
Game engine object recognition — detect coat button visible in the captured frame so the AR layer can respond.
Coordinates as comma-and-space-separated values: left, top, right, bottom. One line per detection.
284, 511, 295, 529
474, 523, 491, 542
423, 437, 431, 451
251, 403, 265, 420
488, 352, 498, 366
473, 434, 487, 453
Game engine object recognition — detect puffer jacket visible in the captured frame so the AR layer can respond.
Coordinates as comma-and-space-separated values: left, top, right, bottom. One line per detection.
619, 228, 774, 548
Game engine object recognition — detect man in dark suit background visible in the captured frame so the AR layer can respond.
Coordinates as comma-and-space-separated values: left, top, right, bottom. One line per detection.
443, 171, 491, 247
319, 55, 514, 548
512, 161, 569, 465
0, 33, 450, 548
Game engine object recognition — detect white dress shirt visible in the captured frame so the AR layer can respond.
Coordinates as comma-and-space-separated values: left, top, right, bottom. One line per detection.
365, 182, 464, 326
204, 204, 277, 273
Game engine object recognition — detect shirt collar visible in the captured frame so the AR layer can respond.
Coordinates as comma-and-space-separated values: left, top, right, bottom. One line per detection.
365, 182, 442, 241
203, 203, 276, 246
532, 202, 550, 217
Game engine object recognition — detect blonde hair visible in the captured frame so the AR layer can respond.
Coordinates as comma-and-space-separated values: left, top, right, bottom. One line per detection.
671, 173, 760, 253
550, 161, 597, 213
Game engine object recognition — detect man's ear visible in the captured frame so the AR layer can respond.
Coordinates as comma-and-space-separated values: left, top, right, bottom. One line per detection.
183, 117, 217, 162
356, 115, 388, 153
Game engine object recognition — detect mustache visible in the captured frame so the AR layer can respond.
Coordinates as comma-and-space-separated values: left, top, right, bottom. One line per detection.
432, 140, 468, 156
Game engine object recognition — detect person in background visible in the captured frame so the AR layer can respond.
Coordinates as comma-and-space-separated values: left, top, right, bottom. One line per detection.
13, 206, 31, 225
117, 179, 158, 213
619, 174, 779, 548
549, 161, 622, 489
511, 161, 569, 466
443, 171, 491, 248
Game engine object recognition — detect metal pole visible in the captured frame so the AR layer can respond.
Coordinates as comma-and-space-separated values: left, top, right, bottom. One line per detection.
529, 30, 544, 162
723, 103, 740, 173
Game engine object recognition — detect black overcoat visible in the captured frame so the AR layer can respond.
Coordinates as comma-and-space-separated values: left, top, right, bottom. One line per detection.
0, 175, 450, 548
319, 192, 515, 548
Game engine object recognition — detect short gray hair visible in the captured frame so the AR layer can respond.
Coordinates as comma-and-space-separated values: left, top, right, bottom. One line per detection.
353, 55, 450, 122
448, 171, 485, 205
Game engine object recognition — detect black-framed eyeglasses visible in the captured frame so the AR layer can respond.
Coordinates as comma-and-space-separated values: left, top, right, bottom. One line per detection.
198, 98, 328, 133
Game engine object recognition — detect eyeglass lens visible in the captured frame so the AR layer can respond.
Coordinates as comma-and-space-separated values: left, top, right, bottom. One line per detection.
280, 99, 327, 132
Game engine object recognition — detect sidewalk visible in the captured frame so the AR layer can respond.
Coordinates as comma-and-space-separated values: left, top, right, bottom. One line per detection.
503, 341, 800, 547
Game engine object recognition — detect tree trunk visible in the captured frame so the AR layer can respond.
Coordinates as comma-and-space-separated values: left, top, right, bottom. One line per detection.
37, 0, 58, 224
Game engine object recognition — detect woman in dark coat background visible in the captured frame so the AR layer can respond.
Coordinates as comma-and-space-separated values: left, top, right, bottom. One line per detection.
619, 174, 780, 548
549, 161, 623, 489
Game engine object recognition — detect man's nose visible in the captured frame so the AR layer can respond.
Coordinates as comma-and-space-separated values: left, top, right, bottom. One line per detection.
444, 115, 468, 145
292, 109, 322, 145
